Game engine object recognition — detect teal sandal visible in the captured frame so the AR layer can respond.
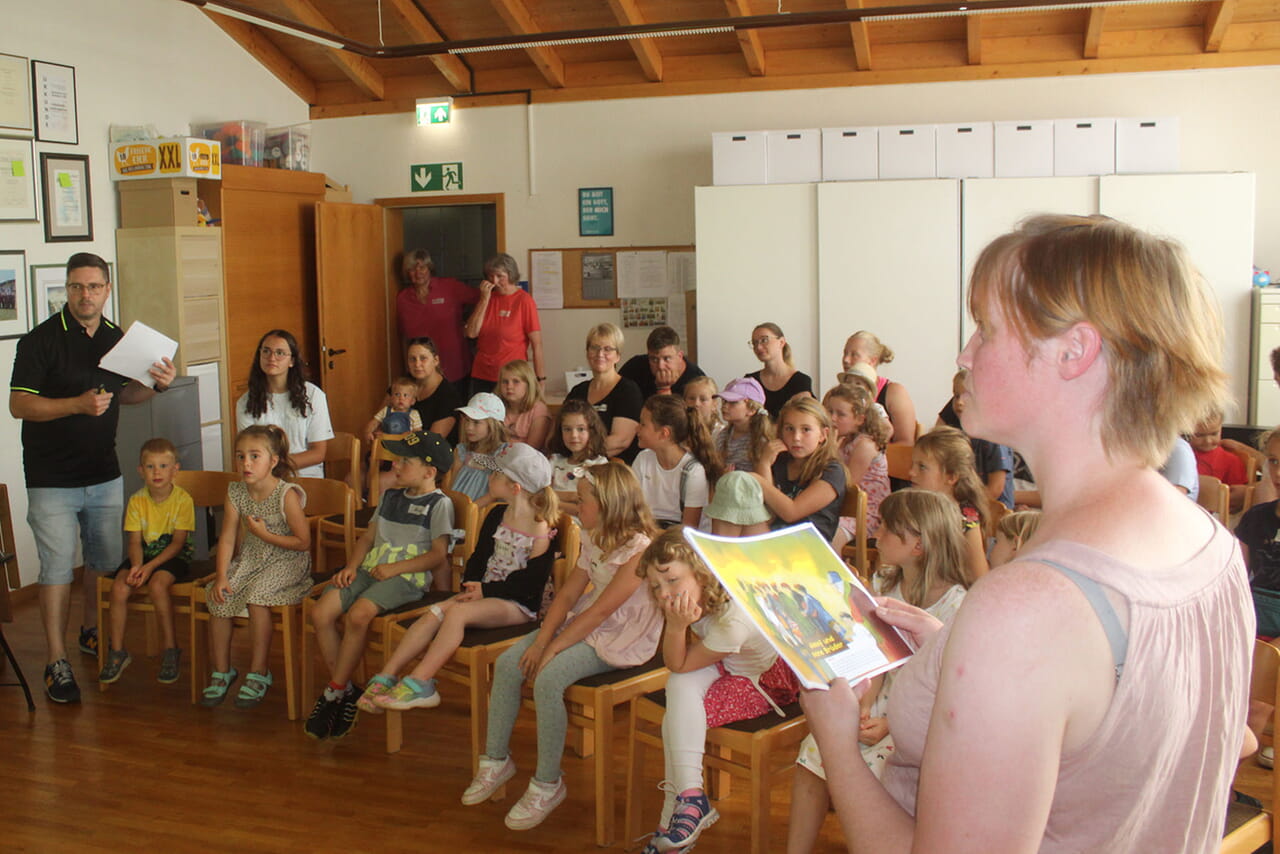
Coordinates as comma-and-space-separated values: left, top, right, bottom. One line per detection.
235, 671, 273, 708
200, 667, 239, 707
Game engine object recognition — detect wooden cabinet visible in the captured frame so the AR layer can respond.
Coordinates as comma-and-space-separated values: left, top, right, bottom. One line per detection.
1252, 289, 1280, 427
198, 165, 327, 429
115, 226, 230, 468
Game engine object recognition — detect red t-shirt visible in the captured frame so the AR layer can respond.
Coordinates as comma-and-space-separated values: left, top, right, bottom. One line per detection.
396, 278, 480, 382
1193, 444, 1247, 485
470, 288, 541, 382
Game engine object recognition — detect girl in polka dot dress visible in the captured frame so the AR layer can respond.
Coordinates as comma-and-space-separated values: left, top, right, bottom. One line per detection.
638, 525, 799, 853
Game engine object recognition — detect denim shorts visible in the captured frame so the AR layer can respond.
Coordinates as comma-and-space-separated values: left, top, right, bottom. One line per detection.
334, 569, 426, 613
27, 478, 125, 585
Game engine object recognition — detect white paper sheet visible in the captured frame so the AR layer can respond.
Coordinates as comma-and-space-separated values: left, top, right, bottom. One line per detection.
98, 321, 178, 388
668, 292, 687, 343
616, 250, 671, 298
667, 251, 697, 292
530, 250, 564, 310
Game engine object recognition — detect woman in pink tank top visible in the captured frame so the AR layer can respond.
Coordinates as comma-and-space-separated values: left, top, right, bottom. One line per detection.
799, 215, 1252, 854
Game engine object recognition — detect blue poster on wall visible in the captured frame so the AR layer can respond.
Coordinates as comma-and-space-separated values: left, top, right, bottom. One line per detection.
579, 187, 613, 237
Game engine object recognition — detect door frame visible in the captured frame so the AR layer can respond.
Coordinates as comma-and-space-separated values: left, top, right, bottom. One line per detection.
373, 193, 506, 383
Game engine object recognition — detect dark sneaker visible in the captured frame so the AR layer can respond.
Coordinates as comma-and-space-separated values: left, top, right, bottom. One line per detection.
304, 694, 339, 740
655, 789, 718, 851
44, 659, 80, 704
329, 685, 361, 739
78, 626, 98, 656
157, 648, 181, 684
98, 649, 131, 684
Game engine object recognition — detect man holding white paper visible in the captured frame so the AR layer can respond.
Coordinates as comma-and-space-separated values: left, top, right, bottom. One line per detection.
9, 252, 176, 704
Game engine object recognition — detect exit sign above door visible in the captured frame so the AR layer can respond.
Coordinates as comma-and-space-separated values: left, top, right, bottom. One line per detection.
410, 162, 464, 192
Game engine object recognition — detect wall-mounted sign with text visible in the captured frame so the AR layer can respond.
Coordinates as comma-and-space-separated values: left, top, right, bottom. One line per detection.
579, 187, 614, 237
410, 162, 464, 192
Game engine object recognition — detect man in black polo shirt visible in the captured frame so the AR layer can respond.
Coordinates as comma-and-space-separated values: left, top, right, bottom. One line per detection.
9, 252, 176, 703
618, 326, 705, 399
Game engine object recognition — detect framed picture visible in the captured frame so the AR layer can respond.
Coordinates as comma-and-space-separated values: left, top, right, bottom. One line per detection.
0, 54, 32, 134
39, 152, 92, 242
0, 137, 37, 221
32, 60, 77, 144
0, 251, 30, 339
30, 261, 116, 325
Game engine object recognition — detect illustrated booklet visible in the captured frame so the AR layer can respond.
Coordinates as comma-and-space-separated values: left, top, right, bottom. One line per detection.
683, 523, 914, 690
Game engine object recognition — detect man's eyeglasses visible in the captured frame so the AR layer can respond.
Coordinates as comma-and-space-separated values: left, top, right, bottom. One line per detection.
66, 282, 107, 294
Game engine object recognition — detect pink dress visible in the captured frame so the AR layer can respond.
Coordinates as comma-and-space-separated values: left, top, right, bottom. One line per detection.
505, 400, 550, 448
837, 437, 891, 539
883, 528, 1251, 853
563, 531, 660, 667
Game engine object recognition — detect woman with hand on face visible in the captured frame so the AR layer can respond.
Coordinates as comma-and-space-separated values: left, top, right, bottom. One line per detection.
566, 323, 644, 464
800, 215, 1251, 854
235, 329, 333, 478
745, 322, 813, 418
465, 253, 546, 398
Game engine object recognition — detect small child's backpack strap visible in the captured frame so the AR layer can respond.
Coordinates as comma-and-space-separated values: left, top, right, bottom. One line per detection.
679, 456, 699, 509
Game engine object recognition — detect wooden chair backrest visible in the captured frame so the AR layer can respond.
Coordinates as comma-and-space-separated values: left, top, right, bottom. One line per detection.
1197, 474, 1229, 522
174, 469, 238, 510
368, 432, 410, 507
837, 482, 868, 578
325, 431, 362, 490
886, 444, 913, 482
295, 476, 355, 520
447, 489, 481, 578
552, 513, 582, 591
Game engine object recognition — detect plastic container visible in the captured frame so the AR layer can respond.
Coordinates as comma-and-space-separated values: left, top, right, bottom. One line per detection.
192, 120, 266, 167
265, 122, 311, 171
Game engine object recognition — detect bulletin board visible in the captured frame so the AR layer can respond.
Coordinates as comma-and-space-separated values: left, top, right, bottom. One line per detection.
527, 244, 695, 309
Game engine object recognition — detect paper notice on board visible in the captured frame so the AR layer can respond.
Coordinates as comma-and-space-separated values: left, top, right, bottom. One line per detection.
530, 251, 564, 310
668, 292, 687, 343
668, 252, 696, 292
616, 250, 671, 298
98, 321, 178, 388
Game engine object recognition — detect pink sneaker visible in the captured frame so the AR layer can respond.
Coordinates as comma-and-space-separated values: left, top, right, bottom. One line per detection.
504, 776, 567, 830
462, 755, 517, 806
356, 676, 394, 714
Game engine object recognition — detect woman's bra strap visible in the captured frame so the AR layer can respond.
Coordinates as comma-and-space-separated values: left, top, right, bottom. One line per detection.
1037, 559, 1127, 680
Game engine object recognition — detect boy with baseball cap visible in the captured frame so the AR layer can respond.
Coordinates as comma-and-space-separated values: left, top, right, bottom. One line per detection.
305, 431, 455, 739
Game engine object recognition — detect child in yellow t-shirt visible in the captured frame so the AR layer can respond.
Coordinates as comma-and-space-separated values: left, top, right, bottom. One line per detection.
99, 438, 196, 686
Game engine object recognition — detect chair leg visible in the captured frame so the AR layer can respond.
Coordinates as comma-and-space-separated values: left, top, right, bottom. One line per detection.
386, 708, 404, 754
96, 576, 109, 692
594, 689, 615, 847
469, 658, 488, 777
707, 742, 732, 800
190, 613, 203, 705
749, 740, 769, 854
144, 612, 159, 657
300, 619, 314, 709
0, 624, 35, 711
624, 700, 646, 846
282, 606, 298, 721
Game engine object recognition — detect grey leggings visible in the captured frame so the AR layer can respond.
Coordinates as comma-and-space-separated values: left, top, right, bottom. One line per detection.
485, 629, 614, 783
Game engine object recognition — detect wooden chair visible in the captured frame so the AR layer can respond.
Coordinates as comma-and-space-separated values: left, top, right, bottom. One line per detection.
367, 432, 409, 508
299, 489, 484, 709
295, 476, 357, 580
625, 692, 809, 854
837, 482, 870, 581
0, 484, 34, 710
97, 470, 236, 693
1223, 639, 1280, 853
1198, 474, 1230, 523
886, 444, 913, 483
324, 431, 362, 501
1230, 444, 1262, 515
382, 512, 581, 760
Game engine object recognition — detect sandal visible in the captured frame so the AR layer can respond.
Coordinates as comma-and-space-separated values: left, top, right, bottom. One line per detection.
234, 671, 273, 708
200, 667, 239, 707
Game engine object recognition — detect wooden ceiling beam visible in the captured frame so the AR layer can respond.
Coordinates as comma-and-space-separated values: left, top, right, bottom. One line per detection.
1084, 7, 1106, 58
845, 0, 873, 71
605, 0, 663, 82
203, 12, 317, 103
725, 0, 767, 75
277, 0, 385, 99
967, 16, 983, 64
1205, 0, 1237, 51
383, 0, 471, 91
488, 0, 566, 88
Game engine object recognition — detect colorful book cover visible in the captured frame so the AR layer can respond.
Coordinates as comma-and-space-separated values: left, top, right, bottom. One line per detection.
683, 523, 913, 690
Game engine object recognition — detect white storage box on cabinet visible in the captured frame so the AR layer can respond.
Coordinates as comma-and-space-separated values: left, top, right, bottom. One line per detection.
1054, 118, 1115, 176
936, 123, 993, 178
994, 121, 1053, 177
767, 130, 821, 184
713, 132, 768, 186
822, 127, 878, 181
878, 125, 936, 179
1115, 118, 1179, 174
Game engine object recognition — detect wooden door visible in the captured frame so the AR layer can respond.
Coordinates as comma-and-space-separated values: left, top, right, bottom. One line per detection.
316, 202, 387, 438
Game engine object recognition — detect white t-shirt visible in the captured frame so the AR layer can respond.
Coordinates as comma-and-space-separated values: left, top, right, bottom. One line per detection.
631, 449, 708, 525
693, 598, 777, 680
235, 381, 335, 478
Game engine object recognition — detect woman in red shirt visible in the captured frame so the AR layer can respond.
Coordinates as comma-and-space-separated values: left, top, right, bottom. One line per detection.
396, 249, 479, 396
465, 253, 545, 397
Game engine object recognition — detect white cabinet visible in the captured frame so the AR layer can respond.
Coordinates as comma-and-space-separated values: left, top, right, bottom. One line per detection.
1252, 290, 1280, 427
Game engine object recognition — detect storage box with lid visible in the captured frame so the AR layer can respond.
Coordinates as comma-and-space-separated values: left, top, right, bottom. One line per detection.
265, 123, 311, 171
192, 120, 266, 167
117, 177, 199, 227
766, 129, 821, 184
994, 121, 1053, 178
109, 137, 221, 181
712, 131, 768, 186
878, 125, 936, 179
822, 127, 878, 181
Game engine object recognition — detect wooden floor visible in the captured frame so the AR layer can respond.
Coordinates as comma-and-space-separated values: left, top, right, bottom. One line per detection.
0, 584, 847, 853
